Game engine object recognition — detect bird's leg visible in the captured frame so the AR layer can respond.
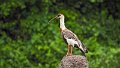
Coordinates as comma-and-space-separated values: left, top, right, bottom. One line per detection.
66, 45, 70, 56
70, 45, 73, 56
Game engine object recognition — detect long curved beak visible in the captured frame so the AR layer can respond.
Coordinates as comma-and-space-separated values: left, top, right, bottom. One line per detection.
48, 15, 58, 24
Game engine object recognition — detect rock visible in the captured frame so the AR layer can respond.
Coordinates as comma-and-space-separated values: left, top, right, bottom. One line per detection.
59, 55, 88, 68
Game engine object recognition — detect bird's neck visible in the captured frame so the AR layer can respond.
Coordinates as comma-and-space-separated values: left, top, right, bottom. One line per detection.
60, 17, 66, 30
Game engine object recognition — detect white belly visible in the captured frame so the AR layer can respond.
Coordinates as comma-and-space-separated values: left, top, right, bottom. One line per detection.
66, 39, 78, 47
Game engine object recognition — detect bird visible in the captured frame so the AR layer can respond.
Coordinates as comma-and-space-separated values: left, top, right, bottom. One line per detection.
57, 13, 88, 56
49, 13, 88, 56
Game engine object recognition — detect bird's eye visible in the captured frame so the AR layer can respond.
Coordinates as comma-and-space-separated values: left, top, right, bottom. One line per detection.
58, 14, 61, 17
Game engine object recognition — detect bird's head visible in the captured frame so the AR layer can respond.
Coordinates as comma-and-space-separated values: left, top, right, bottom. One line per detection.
57, 13, 64, 19
48, 13, 64, 24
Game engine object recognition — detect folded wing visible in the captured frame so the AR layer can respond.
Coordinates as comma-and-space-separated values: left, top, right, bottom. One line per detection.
61, 29, 88, 54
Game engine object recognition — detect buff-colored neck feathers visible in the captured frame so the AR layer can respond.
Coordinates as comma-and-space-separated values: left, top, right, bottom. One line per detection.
60, 15, 66, 30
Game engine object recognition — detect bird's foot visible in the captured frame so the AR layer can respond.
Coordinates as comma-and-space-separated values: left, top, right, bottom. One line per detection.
66, 53, 72, 56
69, 53, 72, 56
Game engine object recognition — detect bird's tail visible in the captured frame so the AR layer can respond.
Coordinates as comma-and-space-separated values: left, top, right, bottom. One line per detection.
78, 41, 88, 56
82, 43, 88, 53
80, 49, 86, 57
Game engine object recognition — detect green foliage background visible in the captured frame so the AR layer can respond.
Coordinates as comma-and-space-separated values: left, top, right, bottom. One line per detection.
0, 0, 120, 68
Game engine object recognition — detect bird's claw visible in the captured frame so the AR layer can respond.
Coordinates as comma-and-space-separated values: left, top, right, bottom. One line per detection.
66, 53, 72, 56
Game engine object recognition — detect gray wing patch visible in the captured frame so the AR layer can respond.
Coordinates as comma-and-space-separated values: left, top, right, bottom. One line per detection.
62, 29, 78, 41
